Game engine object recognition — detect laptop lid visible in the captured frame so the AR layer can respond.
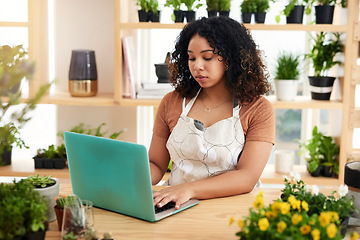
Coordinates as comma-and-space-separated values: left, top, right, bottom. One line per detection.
64, 132, 199, 222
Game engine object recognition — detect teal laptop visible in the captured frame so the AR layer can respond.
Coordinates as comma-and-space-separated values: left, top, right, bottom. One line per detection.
64, 132, 200, 222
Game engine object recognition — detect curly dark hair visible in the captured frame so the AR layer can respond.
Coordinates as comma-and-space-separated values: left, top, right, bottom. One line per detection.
169, 16, 272, 104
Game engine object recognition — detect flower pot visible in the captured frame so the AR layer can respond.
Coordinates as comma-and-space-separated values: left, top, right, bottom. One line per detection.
185, 11, 195, 22
344, 161, 360, 219
43, 159, 54, 169
53, 158, 67, 169
274, 79, 298, 101
0, 147, 12, 166
149, 11, 160, 22
54, 205, 64, 231
321, 165, 333, 177
219, 11, 229, 17
34, 157, 45, 169
241, 13, 252, 23
207, 10, 218, 18
308, 164, 322, 177
155, 63, 170, 83
308, 76, 335, 100
174, 10, 184, 23
34, 178, 60, 222
315, 5, 334, 24
254, 12, 266, 23
286, 5, 304, 24
138, 10, 149, 22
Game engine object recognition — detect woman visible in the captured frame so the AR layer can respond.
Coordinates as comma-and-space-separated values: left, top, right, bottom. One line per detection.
149, 16, 275, 210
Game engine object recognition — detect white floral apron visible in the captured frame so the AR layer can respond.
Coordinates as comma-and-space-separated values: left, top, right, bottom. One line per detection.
166, 89, 245, 185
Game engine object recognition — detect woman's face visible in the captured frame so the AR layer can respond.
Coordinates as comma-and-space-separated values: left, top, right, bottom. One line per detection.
187, 34, 226, 89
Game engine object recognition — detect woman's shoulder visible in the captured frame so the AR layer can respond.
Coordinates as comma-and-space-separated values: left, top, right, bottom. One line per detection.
242, 96, 273, 112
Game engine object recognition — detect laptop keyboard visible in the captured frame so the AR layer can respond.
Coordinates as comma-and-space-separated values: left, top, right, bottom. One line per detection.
154, 201, 176, 214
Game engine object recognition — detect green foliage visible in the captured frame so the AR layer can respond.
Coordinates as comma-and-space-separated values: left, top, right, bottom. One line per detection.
254, 0, 269, 12
275, 0, 313, 23
182, 0, 202, 10
305, 32, 343, 77
0, 180, 48, 239
0, 45, 51, 164
165, 0, 182, 10
35, 144, 66, 159
274, 52, 300, 80
206, 0, 219, 11
55, 195, 79, 209
136, 0, 159, 14
23, 174, 55, 188
298, 126, 340, 174
240, 0, 256, 13
63, 122, 126, 140
219, 0, 231, 11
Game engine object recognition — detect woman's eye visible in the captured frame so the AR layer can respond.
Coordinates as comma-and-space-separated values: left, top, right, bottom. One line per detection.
204, 57, 212, 61
188, 58, 195, 61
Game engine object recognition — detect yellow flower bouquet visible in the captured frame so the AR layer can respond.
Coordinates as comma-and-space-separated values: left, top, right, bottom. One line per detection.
230, 173, 359, 240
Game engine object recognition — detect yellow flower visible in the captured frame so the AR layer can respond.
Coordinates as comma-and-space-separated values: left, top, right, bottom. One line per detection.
229, 216, 235, 226
350, 232, 359, 240
280, 202, 290, 215
265, 210, 277, 218
319, 212, 331, 227
277, 221, 286, 233
291, 213, 303, 225
299, 225, 311, 235
311, 229, 320, 240
237, 219, 244, 229
301, 201, 309, 212
258, 218, 269, 231
329, 211, 339, 222
253, 192, 265, 209
326, 223, 337, 238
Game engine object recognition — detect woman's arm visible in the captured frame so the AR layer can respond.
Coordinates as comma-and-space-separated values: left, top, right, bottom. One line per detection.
152, 140, 273, 209
148, 134, 171, 185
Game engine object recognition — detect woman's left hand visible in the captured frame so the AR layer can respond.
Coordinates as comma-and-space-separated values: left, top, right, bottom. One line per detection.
153, 183, 193, 210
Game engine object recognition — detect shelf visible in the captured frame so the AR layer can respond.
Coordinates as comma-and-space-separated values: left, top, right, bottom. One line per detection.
266, 95, 343, 109
118, 23, 348, 32
260, 165, 341, 186
39, 92, 116, 106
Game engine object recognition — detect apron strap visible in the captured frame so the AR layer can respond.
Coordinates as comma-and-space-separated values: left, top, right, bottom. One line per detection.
182, 89, 201, 116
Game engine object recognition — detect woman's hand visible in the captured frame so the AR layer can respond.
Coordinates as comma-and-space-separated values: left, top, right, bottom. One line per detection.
153, 183, 194, 210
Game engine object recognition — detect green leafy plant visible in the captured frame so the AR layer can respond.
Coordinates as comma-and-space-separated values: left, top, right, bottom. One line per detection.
182, 0, 202, 10
0, 45, 51, 165
23, 174, 55, 188
165, 0, 183, 10
305, 32, 343, 77
240, 0, 256, 13
206, 0, 219, 11
219, 0, 231, 11
274, 52, 301, 80
254, 0, 270, 13
275, 0, 312, 23
230, 174, 356, 240
136, 0, 159, 14
298, 126, 340, 175
62, 122, 126, 140
0, 180, 48, 239
55, 195, 79, 209
34, 144, 66, 159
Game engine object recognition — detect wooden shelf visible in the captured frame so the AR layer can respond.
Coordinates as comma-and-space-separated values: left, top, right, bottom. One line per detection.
267, 95, 343, 109
118, 22, 348, 32
260, 165, 342, 186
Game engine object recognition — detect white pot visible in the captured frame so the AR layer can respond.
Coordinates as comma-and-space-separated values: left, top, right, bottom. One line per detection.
274, 79, 298, 101
274, 149, 295, 174
34, 178, 60, 222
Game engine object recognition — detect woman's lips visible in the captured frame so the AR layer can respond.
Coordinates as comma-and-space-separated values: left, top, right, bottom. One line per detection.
195, 75, 206, 81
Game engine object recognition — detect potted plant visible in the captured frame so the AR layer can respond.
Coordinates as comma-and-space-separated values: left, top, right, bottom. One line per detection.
182, 0, 202, 22
206, 0, 219, 17
54, 195, 80, 231
0, 45, 51, 166
136, 0, 160, 22
254, 0, 270, 23
305, 32, 344, 100
165, 0, 184, 22
218, 0, 231, 17
33, 144, 67, 169
22, 174, 60, 222
313, 0, 347, 24
298, 126, 340, 177
0, 180, 48, 240
240, 0, 256, 23
273, 51, 301, 101
230, 174, 356, 239
275, 0, 312, 24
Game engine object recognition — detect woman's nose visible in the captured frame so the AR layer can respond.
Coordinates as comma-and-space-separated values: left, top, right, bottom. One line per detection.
193, 59, 204, 70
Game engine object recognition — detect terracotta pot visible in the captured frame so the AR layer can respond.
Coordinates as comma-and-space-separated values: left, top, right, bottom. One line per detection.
54, 205, 64, 231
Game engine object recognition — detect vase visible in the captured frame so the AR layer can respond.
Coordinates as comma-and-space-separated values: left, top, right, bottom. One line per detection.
308, 76, 335, 100
286, 5, 304, 24
315, 5, 334, 24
